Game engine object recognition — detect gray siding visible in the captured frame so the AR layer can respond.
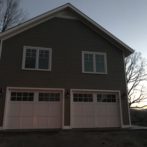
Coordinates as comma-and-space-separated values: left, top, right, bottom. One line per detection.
0, 17, 129, 126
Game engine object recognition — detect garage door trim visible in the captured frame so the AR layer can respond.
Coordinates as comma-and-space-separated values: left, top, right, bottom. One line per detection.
3, 87, 65, 129
70, 89, 123, 128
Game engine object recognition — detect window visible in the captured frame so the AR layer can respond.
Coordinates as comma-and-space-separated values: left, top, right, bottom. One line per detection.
11, 92, 34, 101
39, 93, 60, 101
73, 93, 93, 102
97, 93, 117, 103
22, 46, 52, 71
82, 51, 107, 74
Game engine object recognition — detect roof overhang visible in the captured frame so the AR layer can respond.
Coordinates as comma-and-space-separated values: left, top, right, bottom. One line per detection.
0, 3, 134, 57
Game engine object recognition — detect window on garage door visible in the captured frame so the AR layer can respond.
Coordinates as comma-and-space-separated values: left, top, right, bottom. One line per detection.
10, 92, 34, 101
6, 90, 63, 129
97, 93, 118, 102
73, 93, 93, 102
72, 92, 118, 103
38, 93, 60, 101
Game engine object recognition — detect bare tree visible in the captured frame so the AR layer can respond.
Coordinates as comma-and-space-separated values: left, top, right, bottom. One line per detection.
125, 52, 147, 108
0, 0, 25, 32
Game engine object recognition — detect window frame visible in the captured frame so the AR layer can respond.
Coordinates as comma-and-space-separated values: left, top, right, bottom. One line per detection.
10, 92, 34, 102
97, 93, 117, 103
38, 92, 60, 102
22, 46, 52, 71
73, 93, 93, 102
82, 51, 107, 74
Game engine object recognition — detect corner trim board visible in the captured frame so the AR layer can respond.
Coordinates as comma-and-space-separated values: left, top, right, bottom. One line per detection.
63, 126, 71, 129
123, 53, 132, 126
121, 125, 131, 128
3, 87, 10, 129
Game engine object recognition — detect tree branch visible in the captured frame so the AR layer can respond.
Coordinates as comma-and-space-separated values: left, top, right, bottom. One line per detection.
0, 0, 26, 32
125, 52, 147, 108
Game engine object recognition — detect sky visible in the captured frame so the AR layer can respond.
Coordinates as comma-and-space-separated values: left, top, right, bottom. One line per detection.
21, 0, 147, 59
21, 0, 147, 107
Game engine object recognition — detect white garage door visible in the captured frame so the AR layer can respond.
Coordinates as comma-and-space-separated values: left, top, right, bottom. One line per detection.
4, 89, 63, 129
71, 91, 121, 128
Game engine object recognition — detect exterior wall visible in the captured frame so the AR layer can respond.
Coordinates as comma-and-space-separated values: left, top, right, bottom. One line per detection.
0, 90, 5, 126
0, 17, 129, 127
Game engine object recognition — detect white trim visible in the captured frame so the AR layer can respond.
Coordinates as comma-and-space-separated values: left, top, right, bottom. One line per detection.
3, 87, 10, 129
0, 39, 3, 60
22, 46, 52, 71
0, 15, 55, 41
22, 46, 26, 69
123, 53, 132, 126
7, 87, 64, 91
56, 11, 78, 19
82, 51, 107, 74
122, 125, 131, 128
70, 89, 123, 128
0, 3, 134, 55
0, 4, 74, 40
3, 87, 65, 129
56, 15, 77, 19
62, 89, 65, 129
63, 126, 71, 129
71, 89, 120, 93
118, 91, 123, 128
69, 4, 134, 54
0, 6, 66, 40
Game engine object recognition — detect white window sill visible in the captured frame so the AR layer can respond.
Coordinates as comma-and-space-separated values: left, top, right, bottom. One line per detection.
22, 68, 51, 71
82, 71, 107, 74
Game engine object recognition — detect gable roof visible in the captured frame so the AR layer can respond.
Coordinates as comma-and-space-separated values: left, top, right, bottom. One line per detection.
0, 3, 134, 56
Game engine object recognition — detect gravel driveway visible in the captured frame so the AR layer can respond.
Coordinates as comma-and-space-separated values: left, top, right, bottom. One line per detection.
0, 129, 147, 147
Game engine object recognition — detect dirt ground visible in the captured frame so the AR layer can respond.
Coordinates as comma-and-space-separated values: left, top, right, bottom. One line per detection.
0, 129, 147, 147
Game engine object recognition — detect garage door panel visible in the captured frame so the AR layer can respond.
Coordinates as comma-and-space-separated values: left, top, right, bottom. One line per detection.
106, 117, 119, 127
20, 103, 33, 117
34, 104, 49, 116
5, 90, 63, 129
71, 91, 121, 128
20, 117, 33, 129
95, 117, 107, 127
48, 103, 62, 116
95, 104, 119, 116
6, 117, 20, 129
95, 116, 115, 127
72, 104, 94, 117
47, 117, 62, 128
34, 104, 61, 117
95, 104, 106, 115
37, 117, 48, 128
72, 116, 94, 128
106, 105, 119, 116
7, 103, 20, 117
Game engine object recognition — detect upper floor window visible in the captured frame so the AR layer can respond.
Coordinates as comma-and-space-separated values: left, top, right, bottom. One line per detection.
22, 46, 52, 71
82, 51, 107, 74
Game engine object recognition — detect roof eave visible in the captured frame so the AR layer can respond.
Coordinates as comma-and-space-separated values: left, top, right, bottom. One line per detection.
0, 3, 134, 56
